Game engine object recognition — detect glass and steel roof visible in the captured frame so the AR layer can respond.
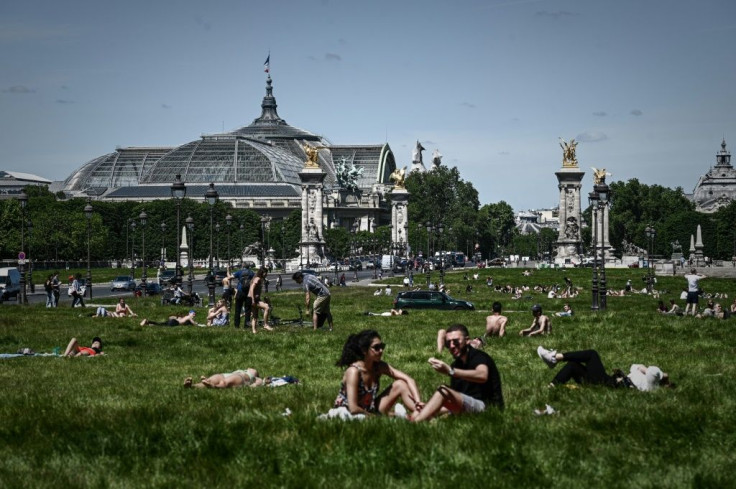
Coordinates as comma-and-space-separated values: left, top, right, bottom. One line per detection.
63, 147, 170, 192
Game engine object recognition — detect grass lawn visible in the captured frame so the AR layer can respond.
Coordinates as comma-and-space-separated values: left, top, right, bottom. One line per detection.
1, 268, 735, 488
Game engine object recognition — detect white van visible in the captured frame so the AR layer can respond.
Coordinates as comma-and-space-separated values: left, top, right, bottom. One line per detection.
0, 267, 21, 303
381, 254, 397, 271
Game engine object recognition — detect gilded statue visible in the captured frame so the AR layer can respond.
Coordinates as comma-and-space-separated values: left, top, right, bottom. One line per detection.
303, 143, 328, 169
389, 166, 407, 189
591, 167, 611, 185
559, 137, 578, 167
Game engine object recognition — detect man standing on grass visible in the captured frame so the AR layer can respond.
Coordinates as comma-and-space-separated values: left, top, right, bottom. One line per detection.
412, 324, 503, 422
292, 271, 333, 331
684, 268, 706, 316
232, 266, 254, 329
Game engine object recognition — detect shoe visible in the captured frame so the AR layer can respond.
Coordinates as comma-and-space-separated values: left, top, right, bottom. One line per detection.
537, 346, 557, 368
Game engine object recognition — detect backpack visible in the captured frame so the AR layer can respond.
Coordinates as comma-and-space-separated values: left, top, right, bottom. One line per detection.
239, 270, 254, 293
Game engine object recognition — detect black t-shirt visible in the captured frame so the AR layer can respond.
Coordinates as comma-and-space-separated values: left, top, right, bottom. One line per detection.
450, 347, 504, 409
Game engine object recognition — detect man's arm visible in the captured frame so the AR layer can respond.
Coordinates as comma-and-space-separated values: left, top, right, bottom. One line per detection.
428, 357, 488, 383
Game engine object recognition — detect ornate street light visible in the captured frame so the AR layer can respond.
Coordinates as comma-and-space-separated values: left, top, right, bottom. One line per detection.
588, 189, 600, 311
27, 219, 34, 293
205, 183, 218, 307
645, 224, 657, 294
240, 223, 245, 267
186, 215, 195, 296
139, 210, 147, 294
425, 221, 433, 287
85, 199, 94, 300
129, 220, 136, 278
438, 223, 445, 285
260, 216, 269, 267
160, 222, 167, 265
596, 182, 610, 310
215, 223, 221, 270
171, 174, 187, 286
225, 214, 233, 268
17, 190, 28, 305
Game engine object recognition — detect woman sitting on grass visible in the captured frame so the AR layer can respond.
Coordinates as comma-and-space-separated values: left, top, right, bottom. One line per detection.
140, 310, 198, 326
333, 329, 424, 417
206, 299, 229, 326
63, 337, 104, 357
115, 298, 137, 317
184, 368, 263, 388
536, 346, 672, 391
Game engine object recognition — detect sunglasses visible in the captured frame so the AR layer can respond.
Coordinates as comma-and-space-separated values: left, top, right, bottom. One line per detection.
444, 338, 463, 348
371, 343, 386, 352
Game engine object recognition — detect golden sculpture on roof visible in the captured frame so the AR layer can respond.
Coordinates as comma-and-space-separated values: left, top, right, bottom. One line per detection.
389, 166, 407, 189
303, 143, 328, 169
559, 137, 578, 167
591, 167, 611, 185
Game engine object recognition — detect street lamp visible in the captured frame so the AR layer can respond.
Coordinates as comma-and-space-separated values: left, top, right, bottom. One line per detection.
17, 191, 27, 304
84, 199, 93, 300
425, 221, 433, 287
438, 223, 445, 285
130, 220, 136, 278
260, 216, 269, 267
171, 174, 187, 287
645, 224, 656, 294
205, 183, 218, 307
186, 215, 194, 296
596, 182, 610, 310
160, 222, 166, 265
588, 189, 600, 311
27, 220, 34, 293
139, 210, 147, 294
240, 223, 245, 267
215, 223, 221, 270
225, 214, 232, 268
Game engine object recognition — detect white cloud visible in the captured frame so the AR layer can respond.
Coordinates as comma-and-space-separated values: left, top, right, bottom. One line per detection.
576, 131, 608, 142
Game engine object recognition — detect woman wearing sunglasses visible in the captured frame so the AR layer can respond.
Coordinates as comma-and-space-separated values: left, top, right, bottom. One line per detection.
333, 329, 424, 417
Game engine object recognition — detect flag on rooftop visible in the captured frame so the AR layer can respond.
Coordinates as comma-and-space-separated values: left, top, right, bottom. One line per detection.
264, 55, 270, 73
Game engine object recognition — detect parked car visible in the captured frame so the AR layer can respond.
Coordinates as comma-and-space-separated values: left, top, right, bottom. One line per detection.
488, 258, 505, 267
111, 276, 137, 292
135, 282, 162, 295
158, 270, 176, 286
0, 267, 21, 303
393, 290, 475, 311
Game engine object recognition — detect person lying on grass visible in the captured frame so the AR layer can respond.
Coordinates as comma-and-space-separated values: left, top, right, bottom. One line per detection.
63, 337, 104, 357
89, 306, 121, 318
412, 324, 504, 422
519, 304, 551, 336
333, 329, 423, 417
184, 368, 263, 388
364, 309, 408, 316
536, 346, 673, 391
140, 310, 198, 326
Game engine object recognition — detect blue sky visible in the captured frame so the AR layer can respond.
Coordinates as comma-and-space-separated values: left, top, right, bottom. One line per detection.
1, 0, 734, 211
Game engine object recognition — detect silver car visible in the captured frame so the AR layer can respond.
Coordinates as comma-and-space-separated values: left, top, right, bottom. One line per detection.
111, 276, 136, 292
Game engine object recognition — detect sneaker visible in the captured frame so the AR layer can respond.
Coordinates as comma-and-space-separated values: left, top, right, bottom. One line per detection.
537, 346, 557, 368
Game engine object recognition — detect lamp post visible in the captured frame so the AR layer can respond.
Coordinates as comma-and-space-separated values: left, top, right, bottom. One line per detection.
588, 190, 600, 311
438, 223, 445, 285
425, 221, 432, 287
139, 210, 147, 294
260, 216, 269, 267
17, 191, 28, 304
85, 200, 94, 300
215, 223, 221, 270
27, 220, 34, 293
205, 183, 218, 307
186, 215, 194, 296
171, 174, 187, 287
130, 220, 136, 277
596, 182, 610, 310
645, 224, 656, 294
160, 222, 167, 266
240, 223, 245, 267
225, 214, 232, 268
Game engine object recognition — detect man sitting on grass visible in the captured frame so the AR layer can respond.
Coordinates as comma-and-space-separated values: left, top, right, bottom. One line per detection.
412, 324, 503, 422
519, 304, 551, 336
485, 301, 508, 337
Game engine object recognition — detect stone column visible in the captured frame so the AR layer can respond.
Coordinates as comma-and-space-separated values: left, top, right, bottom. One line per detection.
554, 167, 585, 264
299, 167, 327, 265
391, 187, 410, 255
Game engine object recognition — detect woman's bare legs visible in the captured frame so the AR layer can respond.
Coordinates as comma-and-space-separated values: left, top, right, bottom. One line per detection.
63, 338, 80, 357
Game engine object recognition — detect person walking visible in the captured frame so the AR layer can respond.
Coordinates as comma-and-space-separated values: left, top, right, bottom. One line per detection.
70, 273, 85, 308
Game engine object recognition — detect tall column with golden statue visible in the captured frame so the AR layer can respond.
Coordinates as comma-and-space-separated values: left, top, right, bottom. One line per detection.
389, 166, 410, 257
554, 138, 585, 265
299, 143, 328, 266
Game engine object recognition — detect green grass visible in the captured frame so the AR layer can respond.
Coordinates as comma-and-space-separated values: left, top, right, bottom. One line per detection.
1, 268, 735, 488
